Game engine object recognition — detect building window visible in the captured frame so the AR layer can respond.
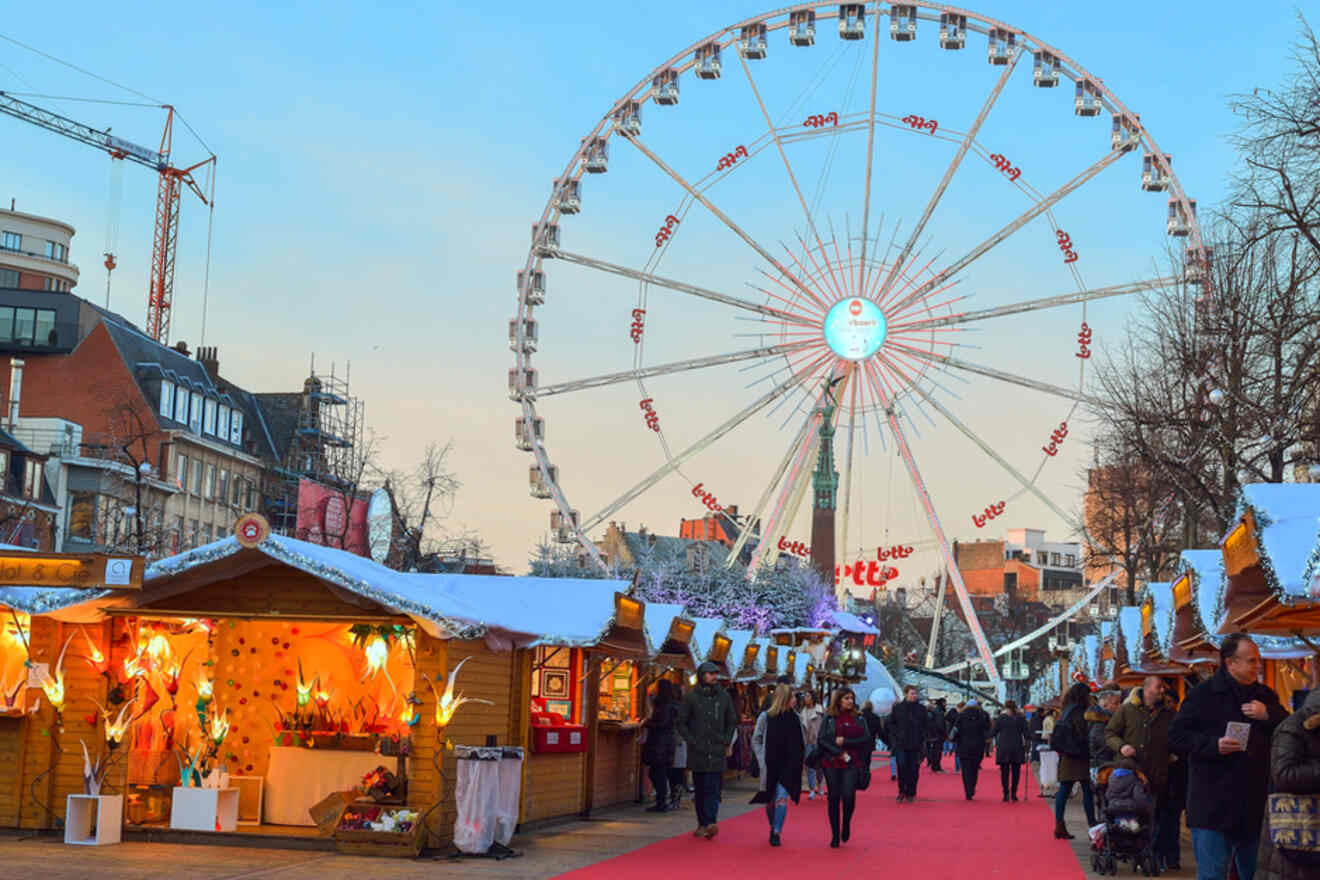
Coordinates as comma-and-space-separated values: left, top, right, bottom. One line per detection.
12, 308, 35, 345
204, 464, 216, 499
175, 453, 189, 490
159, 381, 175, 419
217, 405, 230, 441
0, 269, 16, 289
1050, 552, 1061, 566
174, 385, 189, 422
245, 480, 255, 511
201, 524, 213, 545
68, 493, 95, 539
203, 399, 217, 435
1, 231, 20, 251
1003, 572, 1018, 594
189, 391, 203, 434
1065, 554, 1076, 568
174, 515, 185, 545
190, 460, 203, 495
44, 241, 67, 263
231, 475, 242, 507
217, 468, 229, 505
230, 411, 244, 446
23, 458, 40, 499
188, 519, 199, 548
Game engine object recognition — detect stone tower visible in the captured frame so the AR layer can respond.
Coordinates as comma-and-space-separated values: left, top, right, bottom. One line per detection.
809, 381, 839, 581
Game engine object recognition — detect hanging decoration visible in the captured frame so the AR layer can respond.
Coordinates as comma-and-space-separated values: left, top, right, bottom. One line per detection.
434, 657, 492, 729
39, 634, 74, 714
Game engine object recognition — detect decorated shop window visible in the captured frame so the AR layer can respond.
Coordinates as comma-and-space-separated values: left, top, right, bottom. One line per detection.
598, 659, 638, 722
531, 645, 579, 724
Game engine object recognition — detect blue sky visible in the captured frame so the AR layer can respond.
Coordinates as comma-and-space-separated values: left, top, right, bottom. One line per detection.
0, 1, 1310, 575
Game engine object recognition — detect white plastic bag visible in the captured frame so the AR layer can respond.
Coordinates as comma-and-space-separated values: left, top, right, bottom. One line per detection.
1038, 748, 1059, 790
454, 748, 501, 854
494, 749, 524, 846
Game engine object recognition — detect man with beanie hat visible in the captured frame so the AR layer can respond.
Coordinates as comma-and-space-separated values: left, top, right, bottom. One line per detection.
677, 661, 737, 839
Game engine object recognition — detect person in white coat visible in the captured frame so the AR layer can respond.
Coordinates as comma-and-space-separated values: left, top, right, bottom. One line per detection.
798, 690, 826, 798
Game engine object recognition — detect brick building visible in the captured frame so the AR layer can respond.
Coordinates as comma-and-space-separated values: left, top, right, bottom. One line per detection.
954, 527, 1105, 618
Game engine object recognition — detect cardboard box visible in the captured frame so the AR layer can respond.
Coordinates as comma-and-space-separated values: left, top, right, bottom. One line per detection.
309, 789, 359, 834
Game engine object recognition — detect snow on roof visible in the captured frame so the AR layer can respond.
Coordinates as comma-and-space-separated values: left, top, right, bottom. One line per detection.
1, 535, 634, 645
1099, 620, 1116, 651
1118, 606, 1143, 666
791, 651, 812, 682
830, 610, 881, 636
1083, 634, 1100, 675
689, 617, 727, 665
1147, 583, 1174, 656
742, 637, 771, 680
1180, 549, 1226, 641
1238, 483, 1320, 598
642, 602, 689, 657
724, 629, 755, 677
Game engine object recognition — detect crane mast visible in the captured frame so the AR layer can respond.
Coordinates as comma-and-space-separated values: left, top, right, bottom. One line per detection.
0, 91, 214, 344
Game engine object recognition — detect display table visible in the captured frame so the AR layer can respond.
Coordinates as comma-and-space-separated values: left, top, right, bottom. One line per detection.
65, 794, 123, 845
170, 786, 238, 832
264, 746, 390, 826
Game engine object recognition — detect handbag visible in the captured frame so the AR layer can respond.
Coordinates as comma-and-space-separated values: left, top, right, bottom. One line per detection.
803, 743, 821, 769
1268, 793, 1320, 867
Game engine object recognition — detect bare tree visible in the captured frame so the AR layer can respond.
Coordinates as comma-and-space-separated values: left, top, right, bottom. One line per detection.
373, 441, 485, 572
1096, 215, 1320, 545
75, 395, 172, 556
1229, 15, 1320, 259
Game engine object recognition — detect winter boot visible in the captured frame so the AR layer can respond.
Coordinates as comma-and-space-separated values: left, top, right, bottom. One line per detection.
1053, 819, 1073, 840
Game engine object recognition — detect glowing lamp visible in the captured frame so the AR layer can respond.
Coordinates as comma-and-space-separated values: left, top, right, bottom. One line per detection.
363, 636, 389, 678
315, 689, 332, 709
146, 633, 171, 664
196, 675, 214, 702
208, 710, 231, 745
434, 656, 492, 729
40, 672, 65, 712
81, 628, 109, 675
122, 652, 146, 679
400, 704, 415, 726
102, 700, 134, 748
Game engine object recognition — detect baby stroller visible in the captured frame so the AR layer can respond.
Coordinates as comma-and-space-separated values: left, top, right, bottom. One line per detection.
1090, 764, 1160, 876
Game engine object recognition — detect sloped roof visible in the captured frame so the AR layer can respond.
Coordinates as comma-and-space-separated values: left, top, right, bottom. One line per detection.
831, 610, 881, 635
1180, 549, 1226, 640
1117, 606, 1143, 667
1236, 483, 1320, 598
724, 628, 755, 677
642, 602, 689, 658
620, 531, 729, 567
1147, 582, 1174, 657
689, 616, 727, 664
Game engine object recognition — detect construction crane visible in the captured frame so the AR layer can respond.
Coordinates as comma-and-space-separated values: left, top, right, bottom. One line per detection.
0, 91, 215, 344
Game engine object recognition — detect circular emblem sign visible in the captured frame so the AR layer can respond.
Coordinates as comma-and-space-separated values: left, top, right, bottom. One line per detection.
234, 513, 270, 548
823, 298, 887, 361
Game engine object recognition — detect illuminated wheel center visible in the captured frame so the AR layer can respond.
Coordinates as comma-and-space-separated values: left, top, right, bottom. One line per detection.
823, 297, 887, 361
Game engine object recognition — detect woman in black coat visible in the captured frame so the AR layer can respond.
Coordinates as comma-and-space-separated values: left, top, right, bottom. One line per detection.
992, 700, 1030, 802
953, 699, 993, 800
750, 683, 805, 846
642, 679, 679, 811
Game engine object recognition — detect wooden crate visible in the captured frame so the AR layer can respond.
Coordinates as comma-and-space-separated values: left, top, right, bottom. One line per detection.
333, 817, 427, 858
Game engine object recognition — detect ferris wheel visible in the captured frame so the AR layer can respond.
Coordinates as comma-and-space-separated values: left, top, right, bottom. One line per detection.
510, 2, 1204, 685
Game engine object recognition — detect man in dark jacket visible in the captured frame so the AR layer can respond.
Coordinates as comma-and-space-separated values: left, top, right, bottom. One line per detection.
676, 661, 737, 839
888, 685, 928, 802
1169, 634, 1287, 880
954, 699, 993, 800
1087, 690, 1120, 771
1029, 706, 1046, 763
926, 698, 948, 772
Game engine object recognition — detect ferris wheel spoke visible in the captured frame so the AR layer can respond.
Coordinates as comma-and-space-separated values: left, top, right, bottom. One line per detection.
837, 366, 859, 574
856, 0, 884, 294
578, 352, 832, 534
745, 405, 825, 573
537, 341, 815, 398
907, 379, 1083, 530
885, 148, 1128, 317
888, 276, 1181, 334
622, 133, 821, 306
876, 50, 1023, 301
554, 249, 815, 325
897, 345, 1105, 407
875, 388, 1001, 687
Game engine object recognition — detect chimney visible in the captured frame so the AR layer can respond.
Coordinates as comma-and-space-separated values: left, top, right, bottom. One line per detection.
7, 358, 22, 431
173, 340, 190, 357
197, 346, 220, 381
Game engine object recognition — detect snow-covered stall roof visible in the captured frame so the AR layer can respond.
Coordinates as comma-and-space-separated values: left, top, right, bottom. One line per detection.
745, 637, 772, 679
1180, 549, 1226, 641
1235, 483, 1320, 599
1083, 634, 1101, 676
1118, 606, 1144, 668
1070, 640, 1091, 680
2, 535, 637, 646
688, 617, 727, 665
641, 602, 689, 658
830, 610, 881, 636
1146, 583, 1174, 657
791, 650, 812, 683
724, 629, 755, 679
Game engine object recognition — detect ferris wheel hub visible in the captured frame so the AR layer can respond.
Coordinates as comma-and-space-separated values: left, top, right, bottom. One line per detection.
823, 297, 887, 361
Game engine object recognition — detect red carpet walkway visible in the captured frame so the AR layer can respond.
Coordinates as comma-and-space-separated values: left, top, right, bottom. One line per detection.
561, 755, 1086, 878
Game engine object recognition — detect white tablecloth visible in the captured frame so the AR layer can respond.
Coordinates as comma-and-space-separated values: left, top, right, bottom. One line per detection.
264, 746, 390, 826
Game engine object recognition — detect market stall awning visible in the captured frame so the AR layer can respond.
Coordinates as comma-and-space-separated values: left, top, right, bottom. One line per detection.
688, 617, 730, 674
830, 610, 881, 636
724, 629, 757, 681
642, 602, 695, 669
1170, 549, 1224, 665
1218, 483, 1320, 636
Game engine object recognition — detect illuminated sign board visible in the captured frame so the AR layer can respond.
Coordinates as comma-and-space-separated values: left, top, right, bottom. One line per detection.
0, 553, 143, 590
823, 298, 887, 361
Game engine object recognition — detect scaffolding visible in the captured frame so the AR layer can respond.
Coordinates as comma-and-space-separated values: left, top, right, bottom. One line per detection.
266, 359, 365, 536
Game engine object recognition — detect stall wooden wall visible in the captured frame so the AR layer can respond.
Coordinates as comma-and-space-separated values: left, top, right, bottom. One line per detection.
523, 752, 586, 822
0, 717, 23, 825
13, 617, 116, 829
410, 636, 516, 847
591, 729, 639, 809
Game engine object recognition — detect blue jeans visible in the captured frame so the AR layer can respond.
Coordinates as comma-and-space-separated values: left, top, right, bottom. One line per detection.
691, 770, 722, 827
1054, 778, 1096, 826
806, 765, 821, 790
764, 783, 789, 833
1190, 828, 1259, 880
888, 754, 897, 777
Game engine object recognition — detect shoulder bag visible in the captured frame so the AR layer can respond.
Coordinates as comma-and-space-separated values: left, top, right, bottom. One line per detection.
1268, 792, 1320, 867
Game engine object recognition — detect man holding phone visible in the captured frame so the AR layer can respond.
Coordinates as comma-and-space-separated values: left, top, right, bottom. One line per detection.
1170, 633, 1286, 880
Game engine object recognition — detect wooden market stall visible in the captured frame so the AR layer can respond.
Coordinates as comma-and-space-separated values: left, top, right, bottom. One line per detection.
1169, 549, 1226, 670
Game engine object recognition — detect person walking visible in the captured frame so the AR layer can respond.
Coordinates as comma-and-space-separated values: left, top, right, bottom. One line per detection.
751, 684, 805, 847
951, 701, 966, 772
1051, 683, 1098, 839
1161, 684, 1188, 872
798, 690, 826, 799
1029, 704, 1046, 764
889, 685, 928, 803
927, 698, 949, 773
1256, 687, 1320, 880
642, 679, 679, 811
954, 698, 993, 800
993, 700, 1030, 801
1088, 689, 1121, 775
676, 660, 738, 840
818, 687, 871, 847
1105, 677, 1174, 860
1169, 633, 1287, 880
